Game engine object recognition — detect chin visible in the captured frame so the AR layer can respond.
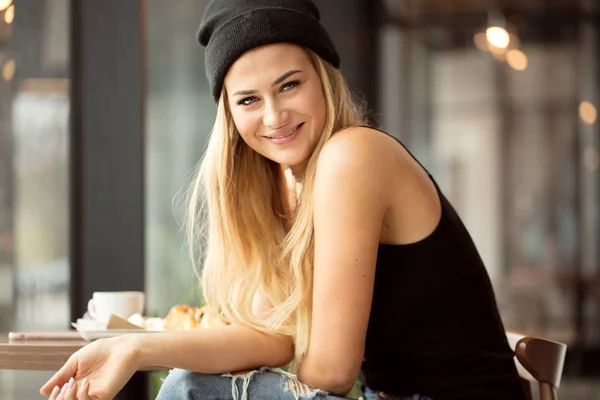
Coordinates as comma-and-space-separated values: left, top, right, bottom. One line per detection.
271, 151, 311, 169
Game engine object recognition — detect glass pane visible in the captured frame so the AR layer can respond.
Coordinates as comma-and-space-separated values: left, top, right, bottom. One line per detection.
145, 0, 213, 318
145, 3, 214, 394
0, 0, 70, 398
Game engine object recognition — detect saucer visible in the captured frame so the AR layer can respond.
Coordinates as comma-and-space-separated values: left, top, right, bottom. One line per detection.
72, 318, 106, 331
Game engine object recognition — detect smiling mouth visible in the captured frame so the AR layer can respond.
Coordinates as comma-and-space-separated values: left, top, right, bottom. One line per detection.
266, 123, 304, 139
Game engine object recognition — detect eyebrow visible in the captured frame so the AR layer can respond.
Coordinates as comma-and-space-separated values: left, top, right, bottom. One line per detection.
232, 70, 302, 96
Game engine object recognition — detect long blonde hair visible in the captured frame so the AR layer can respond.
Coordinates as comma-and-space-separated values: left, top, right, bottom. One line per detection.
186, 49, 366, 367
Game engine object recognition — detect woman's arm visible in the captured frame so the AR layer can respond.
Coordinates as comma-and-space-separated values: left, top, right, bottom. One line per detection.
132, 323, 294, 373
40, 322, 293, 399
297, 127, 394, 395
132, 289, 290, 373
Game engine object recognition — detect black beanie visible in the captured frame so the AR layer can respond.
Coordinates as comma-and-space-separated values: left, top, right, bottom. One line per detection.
197, 0, 341, 102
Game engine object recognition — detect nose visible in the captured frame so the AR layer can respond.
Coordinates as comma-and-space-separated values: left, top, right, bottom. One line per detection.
263, 99, 289, 129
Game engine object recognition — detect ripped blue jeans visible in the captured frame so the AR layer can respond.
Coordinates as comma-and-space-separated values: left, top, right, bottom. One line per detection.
155, 367, 433, 400
155, 367, 345, 400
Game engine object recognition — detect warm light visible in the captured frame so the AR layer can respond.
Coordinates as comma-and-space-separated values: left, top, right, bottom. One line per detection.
579, 101, 597, 125
583, 147, 599, 171
2, 58, 14, 81
474, 33, 489, 51
0, 0, 11, 12
506, 49, 528, 71
508, 34, 521, 49
4, 4, 13, 24
487, 43, 507, 61
486, 26, 510, 49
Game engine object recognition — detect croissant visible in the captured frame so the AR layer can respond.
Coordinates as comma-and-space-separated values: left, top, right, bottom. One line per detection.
163, 305, 229, 330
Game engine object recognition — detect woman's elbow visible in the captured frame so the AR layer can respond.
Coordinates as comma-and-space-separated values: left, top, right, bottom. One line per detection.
322, 374, 357, 397
300, 366, 359, 396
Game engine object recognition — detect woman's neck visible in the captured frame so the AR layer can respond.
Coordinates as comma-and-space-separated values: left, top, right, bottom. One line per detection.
288, 161, 307, 183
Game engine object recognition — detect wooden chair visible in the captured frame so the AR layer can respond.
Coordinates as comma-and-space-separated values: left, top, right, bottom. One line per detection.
506, 330, 567, 400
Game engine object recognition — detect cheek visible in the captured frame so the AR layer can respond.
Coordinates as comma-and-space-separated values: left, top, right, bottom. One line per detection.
231, 111, 260, 142
309, 91, 327, 127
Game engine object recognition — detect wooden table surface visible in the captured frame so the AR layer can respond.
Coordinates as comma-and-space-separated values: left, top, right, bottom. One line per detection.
1, 332, 167, 372
0, 332, 86, 371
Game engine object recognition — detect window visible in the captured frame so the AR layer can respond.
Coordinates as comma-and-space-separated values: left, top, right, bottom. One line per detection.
0, 0, 70, 398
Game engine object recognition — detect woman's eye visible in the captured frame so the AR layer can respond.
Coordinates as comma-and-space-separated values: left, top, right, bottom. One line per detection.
281, 80, 301, 92
238, 96, 258, 106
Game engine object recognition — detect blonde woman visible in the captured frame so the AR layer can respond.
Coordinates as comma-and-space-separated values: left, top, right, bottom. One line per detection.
40, 1, 527, 400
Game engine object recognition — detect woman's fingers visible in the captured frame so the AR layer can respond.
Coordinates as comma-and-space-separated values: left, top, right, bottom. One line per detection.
62, 378, 92, 400
48, 385, 61, 400
53, 382, 69, 400
40, 355, 79, 395
65, 378, 76, 400
51, 377, 88, 400
76, 378, 91, 400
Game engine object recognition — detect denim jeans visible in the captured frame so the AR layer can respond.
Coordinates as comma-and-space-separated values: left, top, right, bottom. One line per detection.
155, 367, 349, 400
155, 367, 432, 400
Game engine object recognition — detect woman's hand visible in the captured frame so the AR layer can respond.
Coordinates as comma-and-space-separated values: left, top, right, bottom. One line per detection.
46, 377, 91, 400
40, 336, 141, 400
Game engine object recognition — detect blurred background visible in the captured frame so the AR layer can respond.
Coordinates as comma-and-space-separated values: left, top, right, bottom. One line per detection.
0, 0, 598, 398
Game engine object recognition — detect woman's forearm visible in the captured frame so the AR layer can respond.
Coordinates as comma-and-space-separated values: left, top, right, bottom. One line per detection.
129, 324, 294, 373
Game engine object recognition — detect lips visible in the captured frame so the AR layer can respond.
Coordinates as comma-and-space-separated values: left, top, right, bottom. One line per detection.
266, 123, 304, 139
265, 123, 304, 145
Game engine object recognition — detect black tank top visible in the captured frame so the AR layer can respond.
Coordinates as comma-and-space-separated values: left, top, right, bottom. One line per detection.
359, 132, 526, 400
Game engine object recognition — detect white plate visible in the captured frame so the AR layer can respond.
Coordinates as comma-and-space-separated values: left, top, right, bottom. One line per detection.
72, 320, 106, 331
78, 329, 164, 341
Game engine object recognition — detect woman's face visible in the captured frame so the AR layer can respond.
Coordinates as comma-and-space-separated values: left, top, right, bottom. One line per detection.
224, 43, 327, 175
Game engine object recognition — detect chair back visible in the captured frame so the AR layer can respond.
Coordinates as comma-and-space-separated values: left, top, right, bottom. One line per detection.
506, 330, 567, 400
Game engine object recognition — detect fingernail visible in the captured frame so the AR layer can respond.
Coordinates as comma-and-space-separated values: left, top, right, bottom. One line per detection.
68, 377, 75, 388
61, 383, 68, 393
82, 378, 89, 387
51, 386, 60, 397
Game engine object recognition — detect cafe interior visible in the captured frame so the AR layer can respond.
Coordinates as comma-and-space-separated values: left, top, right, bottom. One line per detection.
0, 0, 599, 398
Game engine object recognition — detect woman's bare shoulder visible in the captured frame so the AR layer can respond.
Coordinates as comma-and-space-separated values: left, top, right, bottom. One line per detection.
316, 126, 399, 175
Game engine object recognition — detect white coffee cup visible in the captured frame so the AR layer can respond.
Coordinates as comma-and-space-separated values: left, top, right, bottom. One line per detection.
87, 291, 145, 322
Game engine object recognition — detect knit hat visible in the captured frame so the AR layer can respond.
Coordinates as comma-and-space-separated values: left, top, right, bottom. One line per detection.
197, 0, 341, 102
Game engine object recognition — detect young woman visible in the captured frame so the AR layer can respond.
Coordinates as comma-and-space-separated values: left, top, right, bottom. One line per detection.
41, 1, 527, 399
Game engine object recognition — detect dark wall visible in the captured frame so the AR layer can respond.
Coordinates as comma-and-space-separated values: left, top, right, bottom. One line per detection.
317, 0, 380, 120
